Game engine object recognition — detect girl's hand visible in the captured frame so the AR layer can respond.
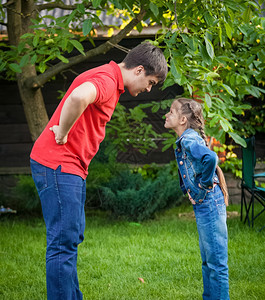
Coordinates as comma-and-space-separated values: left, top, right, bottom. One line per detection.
49, 125, 68, 145
188, 191, 196, 204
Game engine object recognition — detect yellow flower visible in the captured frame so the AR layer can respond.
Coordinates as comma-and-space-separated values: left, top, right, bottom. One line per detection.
256, 39, 260, 43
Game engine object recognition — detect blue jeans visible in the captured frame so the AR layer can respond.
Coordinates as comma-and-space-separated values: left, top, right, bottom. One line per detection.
30, 159, 86, 300
193, 185, 229, 300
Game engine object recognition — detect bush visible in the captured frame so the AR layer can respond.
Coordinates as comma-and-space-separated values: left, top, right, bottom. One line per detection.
100, 164, 183, 221
0, 175, 41, 215
85, 161, 128, 209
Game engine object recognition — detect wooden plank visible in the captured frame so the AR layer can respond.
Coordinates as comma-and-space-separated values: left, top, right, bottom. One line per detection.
0, 104, 58, 124
0, 124, 32, 143
0, 143, 33, 167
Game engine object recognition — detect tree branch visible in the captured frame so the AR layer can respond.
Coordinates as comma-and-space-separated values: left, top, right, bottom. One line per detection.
26, 9, 147, 89
36, 1, 93, 11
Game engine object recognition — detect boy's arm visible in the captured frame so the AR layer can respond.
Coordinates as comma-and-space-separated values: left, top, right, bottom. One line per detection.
50, 82, 97, 144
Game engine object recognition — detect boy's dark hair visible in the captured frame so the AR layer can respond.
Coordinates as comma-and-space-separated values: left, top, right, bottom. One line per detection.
122, 42, 168, 83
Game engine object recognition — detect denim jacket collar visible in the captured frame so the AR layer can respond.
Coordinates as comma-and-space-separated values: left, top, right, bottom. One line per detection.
175, 128, 198, 148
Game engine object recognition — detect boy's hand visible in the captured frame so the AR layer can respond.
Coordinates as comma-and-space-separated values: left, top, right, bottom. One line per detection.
49, 125, 68, 145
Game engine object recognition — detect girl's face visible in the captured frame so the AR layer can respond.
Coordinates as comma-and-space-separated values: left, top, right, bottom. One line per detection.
164, 102, 181, 130
164, 101, 186, 136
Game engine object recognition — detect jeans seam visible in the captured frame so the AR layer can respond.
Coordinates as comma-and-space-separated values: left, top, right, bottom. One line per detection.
53, 168, 64, 299
212, 203, 223, 300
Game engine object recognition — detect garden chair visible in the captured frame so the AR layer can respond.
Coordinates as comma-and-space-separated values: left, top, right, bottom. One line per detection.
241, 136, 265, 231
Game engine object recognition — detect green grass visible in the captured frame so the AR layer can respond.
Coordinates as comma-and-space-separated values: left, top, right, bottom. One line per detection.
0, 203, 265, 300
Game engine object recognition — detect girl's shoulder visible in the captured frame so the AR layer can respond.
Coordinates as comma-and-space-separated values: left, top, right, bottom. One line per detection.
180, 129, 205, 148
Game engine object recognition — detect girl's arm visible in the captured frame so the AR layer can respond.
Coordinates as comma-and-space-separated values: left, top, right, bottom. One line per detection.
183, 137, 218, 189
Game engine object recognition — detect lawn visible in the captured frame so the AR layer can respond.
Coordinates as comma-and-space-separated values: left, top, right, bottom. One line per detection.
0, 203, 264, 300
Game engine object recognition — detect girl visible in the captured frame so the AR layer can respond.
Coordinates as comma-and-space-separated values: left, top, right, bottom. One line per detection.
164, 98, 229, 300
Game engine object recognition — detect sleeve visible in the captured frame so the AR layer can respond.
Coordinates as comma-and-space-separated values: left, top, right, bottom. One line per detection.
182, 137, 218, 189
89, 75, 116, 105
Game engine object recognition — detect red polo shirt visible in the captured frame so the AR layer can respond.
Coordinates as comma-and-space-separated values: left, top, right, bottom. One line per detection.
30, 61, 124, 179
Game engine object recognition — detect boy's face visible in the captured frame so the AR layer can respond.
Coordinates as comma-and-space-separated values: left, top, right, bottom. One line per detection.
127, 66, 159, 97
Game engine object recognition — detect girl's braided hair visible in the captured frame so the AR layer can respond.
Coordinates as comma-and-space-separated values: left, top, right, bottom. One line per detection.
172, 98, 229, 205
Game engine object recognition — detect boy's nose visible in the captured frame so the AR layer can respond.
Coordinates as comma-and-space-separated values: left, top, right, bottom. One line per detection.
146, 86, 152, 92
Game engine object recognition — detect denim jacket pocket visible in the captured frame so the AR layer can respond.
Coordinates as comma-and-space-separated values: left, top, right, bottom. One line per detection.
192, 187, 208, 204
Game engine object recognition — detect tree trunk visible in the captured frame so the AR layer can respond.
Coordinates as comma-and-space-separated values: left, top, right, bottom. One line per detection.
17, 66, 49, 141
7, 0, 49, 141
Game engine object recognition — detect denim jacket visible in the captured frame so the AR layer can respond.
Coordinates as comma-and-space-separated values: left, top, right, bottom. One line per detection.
175, 128, 219, 203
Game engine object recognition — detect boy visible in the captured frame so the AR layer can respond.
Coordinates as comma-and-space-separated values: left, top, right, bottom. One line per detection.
30, 42, 168, 300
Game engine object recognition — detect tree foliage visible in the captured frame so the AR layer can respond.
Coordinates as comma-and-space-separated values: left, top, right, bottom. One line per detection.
157, 0, 265, 148
0, 0, 264, 149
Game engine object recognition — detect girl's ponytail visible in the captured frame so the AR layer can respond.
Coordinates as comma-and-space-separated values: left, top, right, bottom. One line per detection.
216, 165, 229, 206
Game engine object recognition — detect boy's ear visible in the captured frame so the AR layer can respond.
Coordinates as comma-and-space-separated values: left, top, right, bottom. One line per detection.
135, 65, 144, 75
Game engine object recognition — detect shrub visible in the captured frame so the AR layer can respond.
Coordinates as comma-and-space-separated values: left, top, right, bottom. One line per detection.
0, 175, 41, 215
85, 161, 128, 209
100, 164, 183, 221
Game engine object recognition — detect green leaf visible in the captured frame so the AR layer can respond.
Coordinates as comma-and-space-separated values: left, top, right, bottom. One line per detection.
227, 8, 235, 22
20, 33, 35, 39
245, 86, 260, 98
77, 3, 85, 14
69, 40, 85, 56
149, 2, 159, 17
9, 63, 22, 73
92, 0, 101, 8
187, 84, 192, 96
56, 54, 69, 63
228, 132, 247, 147
33, 35, 39, 47
209, 115, 219, 127
39, 61, 46, 73
207, 72, 220, 79
224, 23, 232, 40
170, 59, 182, 81
204, 37, 215, 60
151, 104, 160, 113
220, 119, 229, 132
199, 44, 212, 65
221, 84, 236, 97
242, 6, 252, 23
20, 54, 30, 67
162, 143, 174, 152
83, 19, 93, 36
203, 12, 215, 26
205, 94, 212, 108
218, 26, 224, 47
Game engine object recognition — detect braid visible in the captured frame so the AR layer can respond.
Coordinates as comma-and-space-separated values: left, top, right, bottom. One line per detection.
187, 102, 209, 147
175, 97, 229, 206
198, 127, 209, 147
